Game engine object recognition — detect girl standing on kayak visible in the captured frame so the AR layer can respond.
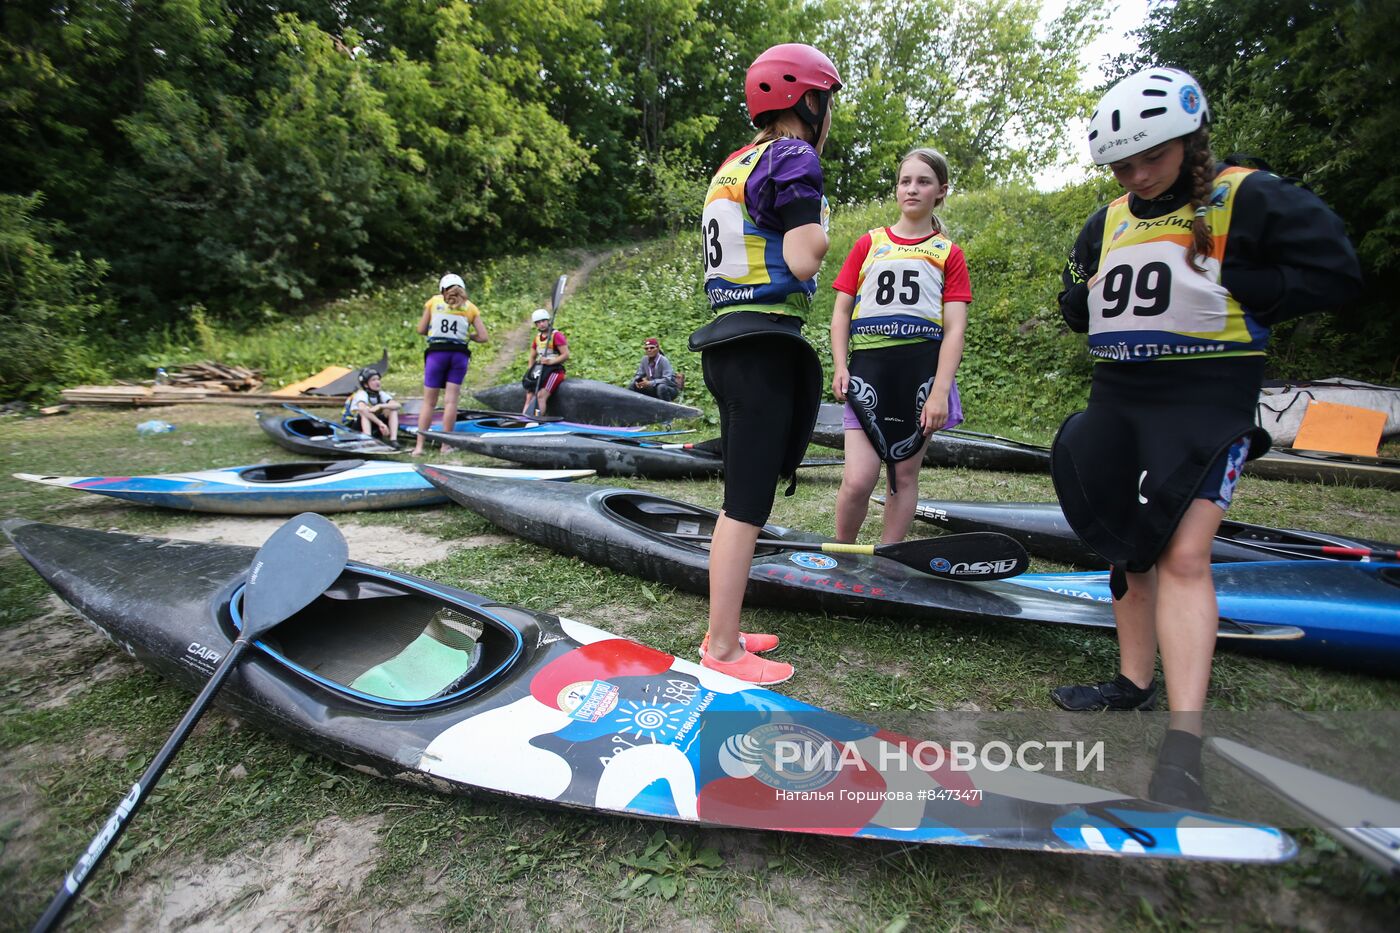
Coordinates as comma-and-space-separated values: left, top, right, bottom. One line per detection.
412, 273, 489, 457
1051, 68, 1361, 806
691, 42, 840, 685
830, 147, 970, 543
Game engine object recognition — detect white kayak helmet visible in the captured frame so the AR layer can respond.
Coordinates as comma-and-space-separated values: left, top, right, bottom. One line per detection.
438, 273, 466, 292
1087, 67, 1209, 165
531, 308, 550, 323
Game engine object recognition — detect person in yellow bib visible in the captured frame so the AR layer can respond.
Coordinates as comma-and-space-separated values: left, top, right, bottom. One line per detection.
690, 43, 840, 686
1050, 67, 1361, 808
412, 273, 488, 457
830, 147, 971, 544
522, 308, 570, 416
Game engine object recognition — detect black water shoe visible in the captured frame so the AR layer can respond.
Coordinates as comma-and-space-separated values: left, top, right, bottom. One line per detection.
1148, 730, 1209, 811
1050, 673, 1159, 711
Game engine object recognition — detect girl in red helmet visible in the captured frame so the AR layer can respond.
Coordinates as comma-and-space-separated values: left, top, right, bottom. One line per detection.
690, 43, 841, 685
830, 147, 971, 544
1052, 67, 1361, 807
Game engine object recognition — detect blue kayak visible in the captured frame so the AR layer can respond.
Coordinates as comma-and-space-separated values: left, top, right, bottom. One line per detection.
1008, 562, 1400, 675
16, 461, 594, 515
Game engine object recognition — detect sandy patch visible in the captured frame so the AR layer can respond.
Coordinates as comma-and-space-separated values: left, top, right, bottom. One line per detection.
112, 813, 386, 932
0, 594, 140, 709
163, 517, 464, 567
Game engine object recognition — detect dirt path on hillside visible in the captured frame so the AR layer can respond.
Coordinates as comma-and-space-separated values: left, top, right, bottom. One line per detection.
473, 249, 617, 387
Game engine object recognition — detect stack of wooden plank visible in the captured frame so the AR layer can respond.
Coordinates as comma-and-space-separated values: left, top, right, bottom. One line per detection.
162, 361, 263, 392
59, 385, 343, 407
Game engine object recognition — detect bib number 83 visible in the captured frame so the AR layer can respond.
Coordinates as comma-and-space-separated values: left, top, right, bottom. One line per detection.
1099, 262, 1171, 318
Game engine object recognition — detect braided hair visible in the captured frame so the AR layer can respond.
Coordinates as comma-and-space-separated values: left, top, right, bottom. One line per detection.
1181, 127, 1216, 273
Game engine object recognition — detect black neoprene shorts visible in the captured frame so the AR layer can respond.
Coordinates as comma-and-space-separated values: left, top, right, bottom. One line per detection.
701, 335, 800, 527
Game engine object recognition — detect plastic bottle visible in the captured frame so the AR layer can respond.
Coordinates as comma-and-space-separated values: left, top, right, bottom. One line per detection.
154, 367, 169, 386
136, 419, 177, 436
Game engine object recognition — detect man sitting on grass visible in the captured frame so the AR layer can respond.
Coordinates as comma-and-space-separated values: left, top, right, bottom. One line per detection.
629, 338, 681, 401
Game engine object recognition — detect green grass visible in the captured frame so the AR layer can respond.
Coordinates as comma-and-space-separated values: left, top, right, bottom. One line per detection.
2, 232, 1399, 929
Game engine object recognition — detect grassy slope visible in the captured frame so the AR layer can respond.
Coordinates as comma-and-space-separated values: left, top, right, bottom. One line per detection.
2, 192, 1399, 929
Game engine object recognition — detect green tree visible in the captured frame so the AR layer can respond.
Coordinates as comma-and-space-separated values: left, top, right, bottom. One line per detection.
818, 0, 1107, 202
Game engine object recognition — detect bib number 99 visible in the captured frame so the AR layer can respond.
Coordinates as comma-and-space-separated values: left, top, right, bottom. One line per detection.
1099, 262, 1171, 318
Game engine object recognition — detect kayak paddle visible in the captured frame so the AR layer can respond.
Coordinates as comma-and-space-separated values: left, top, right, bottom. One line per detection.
33, 513, 349, 933
1247, 542, 1400, 561
670, 531, 1029, 581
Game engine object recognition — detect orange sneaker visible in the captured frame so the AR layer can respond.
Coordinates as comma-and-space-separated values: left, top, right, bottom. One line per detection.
699, 632, 780, 657
700, 649, 794, 685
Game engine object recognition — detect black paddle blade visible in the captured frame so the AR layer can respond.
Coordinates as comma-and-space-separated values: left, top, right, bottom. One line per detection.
551, 274, 568, 313
243, 512, 349, 638
879, 532, 1028, 581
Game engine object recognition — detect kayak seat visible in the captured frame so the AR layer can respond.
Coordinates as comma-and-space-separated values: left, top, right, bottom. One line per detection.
259, 580, 517, 704
239, 460, 366, 484
286, 417, 337, 440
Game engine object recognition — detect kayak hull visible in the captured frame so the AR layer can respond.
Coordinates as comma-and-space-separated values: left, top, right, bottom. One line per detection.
398, 402, 669, 437
15, 463, 594, 514
419, 430, 724, 478
417, 469, 1303, 648
903, 499, 1395, 569
1009, 562, 1400, 675
257, 411, 400, 459
2, 519, 1295, 862
474, 379, 700, 425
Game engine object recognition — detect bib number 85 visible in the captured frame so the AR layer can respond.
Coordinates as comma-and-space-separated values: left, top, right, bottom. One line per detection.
1099, 262, 1171, 318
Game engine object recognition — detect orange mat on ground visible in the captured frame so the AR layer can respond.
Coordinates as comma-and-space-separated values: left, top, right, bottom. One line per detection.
270, 366, 352, 397
1292, 400, 1387, 457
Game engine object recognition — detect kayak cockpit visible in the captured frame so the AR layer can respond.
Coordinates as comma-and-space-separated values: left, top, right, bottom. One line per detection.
602, 493, 788, 555
231, 567, 524, 708
237, 460, 367, 484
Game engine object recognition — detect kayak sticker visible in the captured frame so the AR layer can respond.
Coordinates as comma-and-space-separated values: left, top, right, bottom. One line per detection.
614, 698, 687, 743
559, 680, 620, 722
790, 552, 839, 571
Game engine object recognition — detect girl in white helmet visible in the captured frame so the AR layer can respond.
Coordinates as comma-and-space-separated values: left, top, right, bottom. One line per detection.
830, 147, 971, 544
522, 308, 570, 416
412, 273, 488, 456
690, 42, 841, 685
1051, 67, 1361, 807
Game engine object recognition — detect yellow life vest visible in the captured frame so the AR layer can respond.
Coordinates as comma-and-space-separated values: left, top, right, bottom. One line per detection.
851, 227, 955, 351
1088, 166, 1268, 362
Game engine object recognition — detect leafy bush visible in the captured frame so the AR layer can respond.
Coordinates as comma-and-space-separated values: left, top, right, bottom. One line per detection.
0, 194, 111, 399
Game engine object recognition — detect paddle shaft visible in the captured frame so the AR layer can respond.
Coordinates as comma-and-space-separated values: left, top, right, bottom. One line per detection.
1256, 543, 1399, 561
33, 638, 252, 933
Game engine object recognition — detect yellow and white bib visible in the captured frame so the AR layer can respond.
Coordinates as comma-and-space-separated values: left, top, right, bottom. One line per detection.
1087, 167, 1268, 362
701, 141, 814, 319
424, 295, 480, 348
850, 228, 954, 350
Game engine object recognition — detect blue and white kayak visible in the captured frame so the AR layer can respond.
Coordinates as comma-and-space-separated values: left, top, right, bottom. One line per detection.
15, 461, 595, 515
1008, 562, 1400, 675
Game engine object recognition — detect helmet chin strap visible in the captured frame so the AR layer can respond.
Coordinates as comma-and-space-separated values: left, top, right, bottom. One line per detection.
793, 90, 830, 138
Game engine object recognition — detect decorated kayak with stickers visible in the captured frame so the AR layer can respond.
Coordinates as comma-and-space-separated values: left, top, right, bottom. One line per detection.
256, 409, 402, 458
474, 379, 701, 426
1008, 562, 1400, 675
417, 468, 1303, 648
898, 498, 1397, 569
14, 461, 595, 515
3, 519, 1296, 863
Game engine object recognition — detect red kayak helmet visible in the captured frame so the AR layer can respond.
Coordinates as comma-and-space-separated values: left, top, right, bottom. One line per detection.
745, 43, 842, 131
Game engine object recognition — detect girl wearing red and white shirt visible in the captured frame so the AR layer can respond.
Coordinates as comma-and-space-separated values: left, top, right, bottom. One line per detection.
830, 148, 972, 544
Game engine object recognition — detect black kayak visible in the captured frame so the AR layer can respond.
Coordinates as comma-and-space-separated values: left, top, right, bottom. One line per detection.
3, 519, 1295, 862
810, 404, 1052, 472
418, 468, 1301, 648
474, 379, 700, 425
418, 429, 726, 478
899, 498, 1399, 569
304, 349, 388, 396
256, 409, 400, 458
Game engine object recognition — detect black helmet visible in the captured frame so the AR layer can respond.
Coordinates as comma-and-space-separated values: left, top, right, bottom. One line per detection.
357, 367, 381, 388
